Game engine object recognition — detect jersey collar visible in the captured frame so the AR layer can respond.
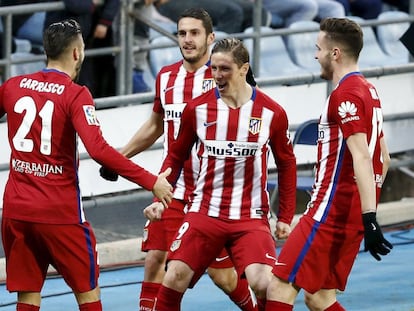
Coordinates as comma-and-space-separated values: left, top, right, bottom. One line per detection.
338, 71, 362, 85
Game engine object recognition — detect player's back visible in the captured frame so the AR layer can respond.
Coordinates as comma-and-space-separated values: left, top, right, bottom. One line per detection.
0, 69, 92, 224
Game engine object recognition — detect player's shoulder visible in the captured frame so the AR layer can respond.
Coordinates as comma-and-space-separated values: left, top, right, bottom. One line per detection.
333, 75, 372, 102
337, 73, 372, 92
181, 88, 216, 113
15, 70, 77, 89
2, 71, 37, 87
192, 87, 216, 105
158, 60, 183, 74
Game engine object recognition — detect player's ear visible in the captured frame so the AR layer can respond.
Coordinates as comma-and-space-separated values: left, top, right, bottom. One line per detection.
241, 62, 249, 75
72, 37, 84, 61
331, 47, 340, 59
73, 47, 79, 61
207, 31, 215, 46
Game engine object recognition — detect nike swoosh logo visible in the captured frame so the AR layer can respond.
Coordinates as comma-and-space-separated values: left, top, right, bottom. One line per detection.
215, 255, 229, 262
164, 85, 183, 93
203, 121, 217, 127
274, 261, 287, 266
265, 253, 277, 261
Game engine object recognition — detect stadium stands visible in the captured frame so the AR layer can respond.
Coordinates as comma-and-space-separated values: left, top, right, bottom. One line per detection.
285, 20, 321, 72
348, 15, 408, 67
148, 20, 177, 40
377, 10, 411, 61
9, 39, 44, 77
148, 35, 181, 77
0, 14, 45, 80
243, 26, 310, 78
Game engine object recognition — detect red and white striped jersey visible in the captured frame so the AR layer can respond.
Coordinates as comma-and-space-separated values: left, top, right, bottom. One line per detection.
0, 70, 157, 224
161, 87, 297, 222
153, 60, 215, 201
305, 72, 385, 230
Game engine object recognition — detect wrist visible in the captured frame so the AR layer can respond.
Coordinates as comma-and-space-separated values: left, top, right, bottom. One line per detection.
362, 209, 376, 214
362, 212, 377, 228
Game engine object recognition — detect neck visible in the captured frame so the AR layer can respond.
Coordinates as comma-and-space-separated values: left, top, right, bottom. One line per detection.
221, 82, 253, 109
332, 64, 359, 86
183, 54, 210, 73
46, 62, 74, 80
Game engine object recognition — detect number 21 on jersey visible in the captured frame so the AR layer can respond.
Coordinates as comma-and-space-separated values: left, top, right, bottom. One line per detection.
12, 96, 54, 155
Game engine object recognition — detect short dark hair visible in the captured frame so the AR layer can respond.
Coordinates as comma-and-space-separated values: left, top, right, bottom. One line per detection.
178, 8, 214, 35
43, 19, 82, 60
211, 38, 249, 68
320, 17, 363, 61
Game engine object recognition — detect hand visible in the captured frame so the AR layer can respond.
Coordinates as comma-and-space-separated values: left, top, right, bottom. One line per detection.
274, 221, 291, 240
362, 212, 393, 261
94, 24, 108, 39
152, 167, 173, 208
143, 202, 165, 221
99, 166, 118, 181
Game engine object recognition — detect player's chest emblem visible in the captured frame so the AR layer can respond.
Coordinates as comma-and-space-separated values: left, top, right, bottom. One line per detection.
202, 78, 215, 93
249, 117, 262, 135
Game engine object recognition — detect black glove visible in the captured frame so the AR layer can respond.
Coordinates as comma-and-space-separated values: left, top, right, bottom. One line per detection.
362, 212, 393, 261
99, 166, 118, 182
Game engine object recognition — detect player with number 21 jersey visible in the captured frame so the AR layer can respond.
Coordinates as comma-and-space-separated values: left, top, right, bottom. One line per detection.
0, 70, 160, 224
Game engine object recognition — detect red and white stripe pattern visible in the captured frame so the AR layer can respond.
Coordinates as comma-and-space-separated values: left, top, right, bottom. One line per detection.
162, 88, 296, 221
153, 60, 215, 201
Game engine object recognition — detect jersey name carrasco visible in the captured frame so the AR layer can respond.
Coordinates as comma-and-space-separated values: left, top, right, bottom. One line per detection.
0, 69, 156, 224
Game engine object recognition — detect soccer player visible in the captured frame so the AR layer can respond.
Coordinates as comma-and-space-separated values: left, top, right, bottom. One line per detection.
100, 8, 260, 311
265, 17, 393, 311
148, 37, 297, 311
0, 19, 172, 311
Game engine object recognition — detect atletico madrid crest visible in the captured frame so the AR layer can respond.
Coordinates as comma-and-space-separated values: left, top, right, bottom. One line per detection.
202, 79, 215, 93
249, 117, 262, 135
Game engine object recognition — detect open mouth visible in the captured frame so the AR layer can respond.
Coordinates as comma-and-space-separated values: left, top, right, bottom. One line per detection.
216, 82, 227, 91
183, 45, 195, 52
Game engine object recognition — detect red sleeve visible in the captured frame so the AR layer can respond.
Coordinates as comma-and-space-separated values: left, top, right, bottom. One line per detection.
269, 105, 297, 225
159, 102, 198, 186
71, 88, 157, 190
329, 89, 367, 139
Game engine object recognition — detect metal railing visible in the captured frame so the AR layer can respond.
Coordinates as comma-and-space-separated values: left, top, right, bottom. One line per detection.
0, 1, 128, 93
2, 0, 414, 97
